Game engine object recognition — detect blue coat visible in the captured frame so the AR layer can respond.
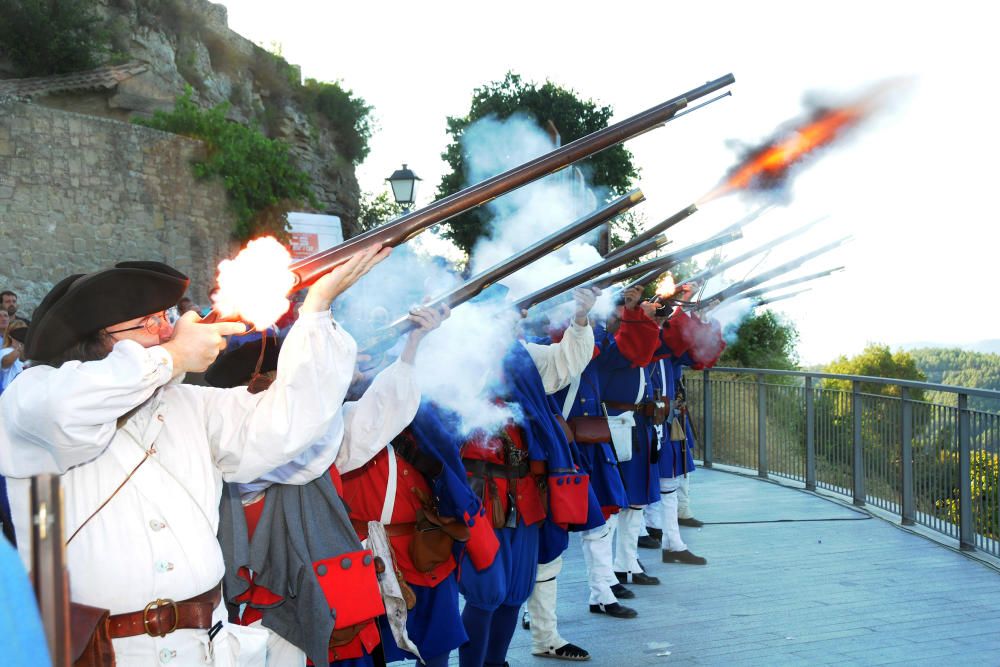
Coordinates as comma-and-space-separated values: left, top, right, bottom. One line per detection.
595, 329, 660, 506
649, 357, 696, 479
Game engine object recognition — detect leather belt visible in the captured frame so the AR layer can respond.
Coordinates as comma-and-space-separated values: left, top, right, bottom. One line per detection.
462, 459, 530, 480
605, 400, 657, 417
108, 583, 221, 639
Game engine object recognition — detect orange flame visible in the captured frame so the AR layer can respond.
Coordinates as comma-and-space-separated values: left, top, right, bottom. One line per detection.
655, 273, 676, 297
700, 82, 899, 204
213, 237, 296, 330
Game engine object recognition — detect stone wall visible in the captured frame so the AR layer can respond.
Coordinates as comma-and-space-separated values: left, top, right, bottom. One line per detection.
0, 100, 238, 314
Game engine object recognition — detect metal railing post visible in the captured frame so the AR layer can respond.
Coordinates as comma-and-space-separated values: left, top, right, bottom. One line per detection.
757, 373, 768, 478
852, 380, 865, 506
702, 369, 713, 468
805, 375, 816, 490
958, 393, 974, 550
901, 387, 915, 525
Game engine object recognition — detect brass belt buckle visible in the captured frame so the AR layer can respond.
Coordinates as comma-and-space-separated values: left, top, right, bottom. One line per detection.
143, 598, 179, 637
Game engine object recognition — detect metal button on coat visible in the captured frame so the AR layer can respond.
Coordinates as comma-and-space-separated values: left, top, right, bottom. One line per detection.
155, 561, 174, 573
363, 554, 373, 566
149, 519, 166, 531
341, 557, 352, 570
158, 649, 175, 663
316, 564, 328, 576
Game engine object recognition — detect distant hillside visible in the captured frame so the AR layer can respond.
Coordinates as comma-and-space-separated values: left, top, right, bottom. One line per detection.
909, 347, 1000, 411
901, 340, 1000, 355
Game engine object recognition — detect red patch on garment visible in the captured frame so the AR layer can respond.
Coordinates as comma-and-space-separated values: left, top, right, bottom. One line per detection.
615, 307, 661, 367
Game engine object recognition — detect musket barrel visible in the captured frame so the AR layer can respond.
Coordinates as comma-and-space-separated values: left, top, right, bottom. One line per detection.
363, 189, 645, 348
605, 203, 698, 259
701, 237, 849, 307
289, 74, 736, 287
518, 227, 742, 312
737, 266, 844, 301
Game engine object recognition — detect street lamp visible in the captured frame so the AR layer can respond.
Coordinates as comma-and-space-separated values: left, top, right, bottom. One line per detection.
386, 163, 421, 211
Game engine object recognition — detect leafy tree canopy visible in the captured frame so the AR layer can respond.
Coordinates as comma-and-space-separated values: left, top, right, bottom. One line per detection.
720, 310, 800, 371
0, 0, 113, 76
437, 72, 639, 257
823, 343, 926, 399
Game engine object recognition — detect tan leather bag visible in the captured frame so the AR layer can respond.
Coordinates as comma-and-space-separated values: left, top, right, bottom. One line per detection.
409, 508, 470, 573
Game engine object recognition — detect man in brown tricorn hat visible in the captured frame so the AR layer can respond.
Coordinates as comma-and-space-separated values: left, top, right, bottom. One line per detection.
0, 247, 389, 665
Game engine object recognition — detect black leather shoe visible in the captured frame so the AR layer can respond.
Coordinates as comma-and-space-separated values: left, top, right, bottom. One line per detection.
615, 570, 660, 585
678, 517, 704, 528
637, 534, 661, 549
647, 527, 663, 540
589, 602, 638, 619
662, 549, 707, 565
610, 583, 635, 599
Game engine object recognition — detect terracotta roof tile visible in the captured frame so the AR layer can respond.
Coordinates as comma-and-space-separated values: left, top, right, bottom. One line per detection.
0, 62, 148, 98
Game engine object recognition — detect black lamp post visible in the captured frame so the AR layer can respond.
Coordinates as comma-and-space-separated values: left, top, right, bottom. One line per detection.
386, 163, 421, 211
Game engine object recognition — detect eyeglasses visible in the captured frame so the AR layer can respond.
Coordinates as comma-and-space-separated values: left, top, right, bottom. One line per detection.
107, 312, 168, 336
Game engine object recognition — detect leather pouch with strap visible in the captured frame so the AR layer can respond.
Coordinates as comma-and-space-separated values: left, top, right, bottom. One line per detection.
71, 603, 114, 667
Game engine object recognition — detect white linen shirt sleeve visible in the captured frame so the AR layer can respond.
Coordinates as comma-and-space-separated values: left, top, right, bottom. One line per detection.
521, 321, 596, 395
335, 359, 420, 474
0, 340, 175, 476
199, 310, 358, 483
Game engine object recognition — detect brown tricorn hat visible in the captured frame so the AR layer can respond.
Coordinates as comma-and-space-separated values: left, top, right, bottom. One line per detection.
25, 262, 189, 362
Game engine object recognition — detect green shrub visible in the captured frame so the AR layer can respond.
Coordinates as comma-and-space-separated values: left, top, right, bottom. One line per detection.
137, 87, 315, 241
0, 0, 112, 75
302, 78, 374, 165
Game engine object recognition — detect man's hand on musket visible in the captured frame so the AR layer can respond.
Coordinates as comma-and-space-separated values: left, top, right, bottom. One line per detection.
621, 286, 643, 310
573, 286, 601, 326
677, 282, 697, 303
401, 304, 450, 363
163, 311, 247, 375
301, 245, 392, 314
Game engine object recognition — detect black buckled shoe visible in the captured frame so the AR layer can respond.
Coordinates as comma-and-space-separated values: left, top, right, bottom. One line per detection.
610, 583, 635, 599
589, 602, 638, 619
534, 642, 591, 661
678, 517, 704, 528
662, 549, 707, 565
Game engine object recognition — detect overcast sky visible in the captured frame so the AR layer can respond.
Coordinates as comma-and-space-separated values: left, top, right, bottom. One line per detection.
219, 0, 999, 364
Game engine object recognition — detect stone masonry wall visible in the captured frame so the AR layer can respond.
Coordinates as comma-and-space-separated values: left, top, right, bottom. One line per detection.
0, 100, 238, 314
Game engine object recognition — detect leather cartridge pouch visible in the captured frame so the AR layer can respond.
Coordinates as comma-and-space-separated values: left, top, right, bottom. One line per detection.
567, 416, 613, 444
71, 602, 115, 667
410, 506, 470, 573
554, 414, 575, 444
644, 400, 669, 426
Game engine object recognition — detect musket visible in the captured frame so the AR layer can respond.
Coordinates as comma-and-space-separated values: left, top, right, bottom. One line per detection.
360, 189, 645, 351
671, 217, 829, 294
287, 74, 736, 288
31, 475, 71, 666
604, 204, 698, 259
518, 228, 744, 312
735, 266, 845, 302
751, 287, 813, 308
694, 237, 850, 309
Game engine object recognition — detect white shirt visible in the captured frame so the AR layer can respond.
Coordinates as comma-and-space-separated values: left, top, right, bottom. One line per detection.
522, 321, 596, 395
0, 311, 356, 665
237, 358, 421, 500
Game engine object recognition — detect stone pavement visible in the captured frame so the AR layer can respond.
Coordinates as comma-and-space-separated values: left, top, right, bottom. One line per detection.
481, 467, 1000, 666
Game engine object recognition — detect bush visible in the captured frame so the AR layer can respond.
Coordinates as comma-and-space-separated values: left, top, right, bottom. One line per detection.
301, 78, 374, 165
137, 88, 315, 241
0, 0, 112, 76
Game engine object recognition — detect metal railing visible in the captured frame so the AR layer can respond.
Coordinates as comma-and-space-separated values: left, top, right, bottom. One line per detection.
687, 368, 1000, 558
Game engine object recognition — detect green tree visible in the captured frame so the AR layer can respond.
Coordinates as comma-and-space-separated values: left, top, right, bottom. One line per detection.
0, 0, 111, 75
301, 78, 374, 165
137, 88, 315, 241
437, 72, 638, 256
355, 190, 404, 235
823, 343, 926, 399
719, 310, 800, 371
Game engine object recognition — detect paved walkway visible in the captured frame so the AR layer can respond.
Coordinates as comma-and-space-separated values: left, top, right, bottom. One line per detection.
493, 468, 1000, 666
